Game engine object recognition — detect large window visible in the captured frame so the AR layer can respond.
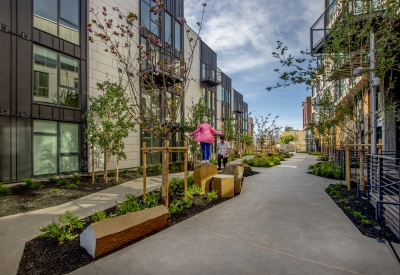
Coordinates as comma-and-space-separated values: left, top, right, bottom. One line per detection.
34, 45, 80, 108
175, 21, 181, 52
34, 0, 80, 45
164, 13, 172, 44
34, 120, 80, 176
141, 0, 159, 35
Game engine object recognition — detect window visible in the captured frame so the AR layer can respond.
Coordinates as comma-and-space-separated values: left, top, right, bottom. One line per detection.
201, 63, 206, 79
141, 0, 159, 36
211, 70, 216, 80
221, 87, 224, 102
175, 21, 181, 52
34, 0, 80, 45
34, 71, 49, 97
34, 120, 80, 176
164, 13, 172, 44
33, 45, 80, 108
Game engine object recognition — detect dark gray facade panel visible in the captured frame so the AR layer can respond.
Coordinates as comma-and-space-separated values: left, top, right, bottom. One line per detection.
200, 41, 217, 70
0, 32, 11, 110
221, 72, 232, 91
40, 32, 53, 47
11, 0, 17, 33
11, 117, 17, 181
64, 41, 75, 56
0, 0, 12, 30
32, 29, 40, 42
53, 37, 60, 50
32, 104, 39, 117
80, 0, 87, 60
53, 107, 60, 119
16, 38, 32, 115
11, 35, 17, 115
81, 60, 88, 112
74, 111, 81, 121
74, 45, 81, 58
16, 117, 32, 179
0, 116, 12, 182
39, 105, 53, 119
64, 109, 75, 121
17, 0, 33, 36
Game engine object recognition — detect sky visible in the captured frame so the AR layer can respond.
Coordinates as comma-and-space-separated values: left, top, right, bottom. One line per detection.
185, 0, 324, 131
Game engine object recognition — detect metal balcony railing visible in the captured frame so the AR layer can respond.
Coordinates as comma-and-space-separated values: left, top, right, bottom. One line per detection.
310, 0, 384, 55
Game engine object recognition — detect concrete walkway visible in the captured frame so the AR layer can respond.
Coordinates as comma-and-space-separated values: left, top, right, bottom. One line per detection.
69, 154, 400, 275
0, 172, 186, 275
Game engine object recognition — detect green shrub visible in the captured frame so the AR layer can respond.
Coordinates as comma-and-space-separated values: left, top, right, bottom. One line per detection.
142, 191, 160, 209
187, 184, 202, 198
57, 179, 70, 187
168, 198, 193, 216
39, 211, 84, 244
31, 182, 44, 190
0, 183, 12, 196
72, 174, 81, 181
169, 177, 184, 195
52, 188, 61, 193
309, 161, 342, 179
344, 206, 352, 211
115, 193, 142, 216
123, 169, 129, 174
205, 190, 218, 201
352, 211, 366, 220
108, 171, 116, 177
68, 183, 78, 189
48, 177, 58, 184
92, 210, 107, 223
309, 152, 324, 156
22, 177, 34, 187
337, 199, 349, 204
170, 163, 177, 173
187, 174, 194, 186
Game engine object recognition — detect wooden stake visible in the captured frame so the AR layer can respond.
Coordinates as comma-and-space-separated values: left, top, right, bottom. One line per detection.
91, 144, 95, 183
162, 140, 170, 208
142, 142, 147, 203
360, 149, 365, 190
184, 141, 188, 200
116, 140, 120, 182
345, 140, 351, 190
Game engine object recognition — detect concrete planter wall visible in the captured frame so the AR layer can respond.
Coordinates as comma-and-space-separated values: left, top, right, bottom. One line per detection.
80, 205, 169, 258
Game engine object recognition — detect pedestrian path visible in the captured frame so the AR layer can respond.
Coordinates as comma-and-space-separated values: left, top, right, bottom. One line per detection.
69, 154, 400, 275
0, 172, 186, 275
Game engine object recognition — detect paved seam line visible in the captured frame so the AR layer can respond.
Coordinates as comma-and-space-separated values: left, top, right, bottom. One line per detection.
181, 224, 363, 275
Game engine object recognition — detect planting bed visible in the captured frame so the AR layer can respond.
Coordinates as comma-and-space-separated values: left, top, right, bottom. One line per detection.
17, 171, 258, 275
325, 183, 399, 244
0, 168, 171, 218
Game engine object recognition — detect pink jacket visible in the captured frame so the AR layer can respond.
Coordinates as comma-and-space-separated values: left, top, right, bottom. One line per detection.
189, 123, 222, 144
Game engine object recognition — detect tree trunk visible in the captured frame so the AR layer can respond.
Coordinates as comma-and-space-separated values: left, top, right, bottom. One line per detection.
104, 148, 108, 184
91, 144, 95, 183
116, 140, 120, 182
161, 140, 170, 207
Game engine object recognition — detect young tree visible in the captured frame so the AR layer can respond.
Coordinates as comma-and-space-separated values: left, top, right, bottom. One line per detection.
241, 134, 254, 153
221, 115, 236, 146
83, 81, 136, 183
88, 2, 207, 201
254, 114, 280, 154
184, 96, 210, 168
280, 135, 295, 144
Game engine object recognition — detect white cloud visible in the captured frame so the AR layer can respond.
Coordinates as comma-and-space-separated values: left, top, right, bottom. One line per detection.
185, 0, 323, 74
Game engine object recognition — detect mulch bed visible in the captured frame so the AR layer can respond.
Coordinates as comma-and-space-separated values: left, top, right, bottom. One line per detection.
17, 171, 258, 275
0, 171, 166, 218
325, 183, 399, 244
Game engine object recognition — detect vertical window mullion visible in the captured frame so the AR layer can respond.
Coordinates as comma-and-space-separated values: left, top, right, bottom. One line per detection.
57, 122, 60, 174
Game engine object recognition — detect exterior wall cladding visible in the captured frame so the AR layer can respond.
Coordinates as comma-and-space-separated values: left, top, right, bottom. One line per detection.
0, 0, 251, 182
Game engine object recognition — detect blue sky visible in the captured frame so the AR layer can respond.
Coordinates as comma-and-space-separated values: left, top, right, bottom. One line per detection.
185, 0, 324, 130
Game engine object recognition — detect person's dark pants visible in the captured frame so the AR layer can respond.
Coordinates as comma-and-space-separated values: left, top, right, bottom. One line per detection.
217, 154, 227, 169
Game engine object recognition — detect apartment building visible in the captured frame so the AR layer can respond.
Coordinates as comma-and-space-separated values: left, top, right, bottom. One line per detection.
0, 0, 251, 182
309, 0, 400, 152
302, 96, 314, 151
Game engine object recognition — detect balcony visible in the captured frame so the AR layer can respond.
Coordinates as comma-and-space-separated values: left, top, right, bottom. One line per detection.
201, 68, 221, 87
303, 118, 316, 129
310, 0, 384, 56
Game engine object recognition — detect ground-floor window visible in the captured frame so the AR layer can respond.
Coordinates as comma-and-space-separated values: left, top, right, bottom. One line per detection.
34, 119, 80, 176
142, 130, 161, 165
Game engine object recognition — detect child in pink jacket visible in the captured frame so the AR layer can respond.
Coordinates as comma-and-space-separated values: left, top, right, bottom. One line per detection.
189, 116, 222, 163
